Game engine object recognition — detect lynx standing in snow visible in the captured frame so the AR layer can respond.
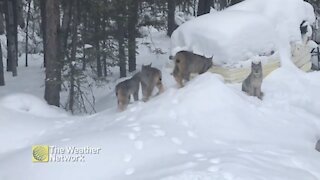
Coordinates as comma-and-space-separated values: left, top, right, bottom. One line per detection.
242, 61, 264, 100
171, 51, 213, 88
140, 64, 164, 102
115, 73, 140, 111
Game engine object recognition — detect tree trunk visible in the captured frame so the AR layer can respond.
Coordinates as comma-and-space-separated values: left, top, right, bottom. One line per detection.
0, 11, 5, 35
197, 0, 212, 16
4, 0, 17, 76
13, 0, 18, 66
40, 0, 47, 67
229, 0, 243, 6
167, 0, 177, 36
25, 0, 31, 67
44, 0, 61, 107
128, 0, 138, 72
219, 0, 227, 10
81, 12, 88, 71
96, 42, 102, 77
94, 15, 102, 77
60, 0, 72, 62
117, 17, 126, 78
16, 0, 25, 28
102, 40, 107, 77
68, 0, 79, 113
0, 41, 4, 86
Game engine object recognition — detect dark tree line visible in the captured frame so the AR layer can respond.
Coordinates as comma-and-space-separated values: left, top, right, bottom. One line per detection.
0, 0, 243, 113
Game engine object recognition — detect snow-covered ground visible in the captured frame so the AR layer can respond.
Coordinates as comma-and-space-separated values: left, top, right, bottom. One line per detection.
1, 0, 320, 178
0, 26, 320, 180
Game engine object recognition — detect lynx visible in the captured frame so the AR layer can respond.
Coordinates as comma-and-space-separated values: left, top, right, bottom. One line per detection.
242, 62, 264, 100
140, 64, 164, 102
171, 51, 213, 88
115, 73, 140, 111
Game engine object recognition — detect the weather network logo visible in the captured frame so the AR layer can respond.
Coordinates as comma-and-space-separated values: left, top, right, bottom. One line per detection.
32, 144, 102, 163
32, 145, 49, 162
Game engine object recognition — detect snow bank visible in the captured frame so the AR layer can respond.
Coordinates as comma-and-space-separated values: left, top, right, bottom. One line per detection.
228, 0, 315, 42
171, 0, 315, 65
1, 69, 320, 180
0, 94, 68, 118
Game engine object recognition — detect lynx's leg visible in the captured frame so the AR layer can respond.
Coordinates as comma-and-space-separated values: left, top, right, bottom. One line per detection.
155, 76, 164, 95
173, 72, 183, 88
249, 87, 255, 96
117, 89, 126, 111
128, 95, 131, 103
256, 86, 263, 100
156, 81, 164, 95
145, 85, 154, 101
185, 72, 191, 81
118, 100, 125, 111
133, 91, 139, 101
141, 83, 149, 102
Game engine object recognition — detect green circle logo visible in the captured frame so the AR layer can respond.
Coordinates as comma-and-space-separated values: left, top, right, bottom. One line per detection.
33, 146, 48, 161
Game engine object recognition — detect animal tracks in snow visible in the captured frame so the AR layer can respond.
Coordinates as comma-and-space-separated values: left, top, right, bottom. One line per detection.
210, 158, 221, 164
125, 168, 135, 175
123, 154, 132, 163
134, 140, 144, 150
207, 166, 220, 172
132, 126, 141, 132
177, 149, 189, 155
187, 131, 198, 138
128, 133, 137, 140
171, 137, 183, 145
152, 129, 166, 137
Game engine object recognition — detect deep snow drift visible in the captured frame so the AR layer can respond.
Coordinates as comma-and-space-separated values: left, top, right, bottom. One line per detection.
0, 1, 320, 179
0, 67, 320, 180
171, 0, 315, 65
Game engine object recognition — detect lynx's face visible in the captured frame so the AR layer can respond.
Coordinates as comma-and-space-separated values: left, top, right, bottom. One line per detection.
252, 62, 262, 76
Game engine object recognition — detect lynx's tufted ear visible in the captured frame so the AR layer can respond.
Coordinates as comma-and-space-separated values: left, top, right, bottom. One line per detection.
142, 63, 152, 70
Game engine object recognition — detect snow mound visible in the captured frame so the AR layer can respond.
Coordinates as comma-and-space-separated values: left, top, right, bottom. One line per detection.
0, 94, 68, 118
228, 0, 315, 41
171, 0, 315, 65
0, 70, 320, 180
